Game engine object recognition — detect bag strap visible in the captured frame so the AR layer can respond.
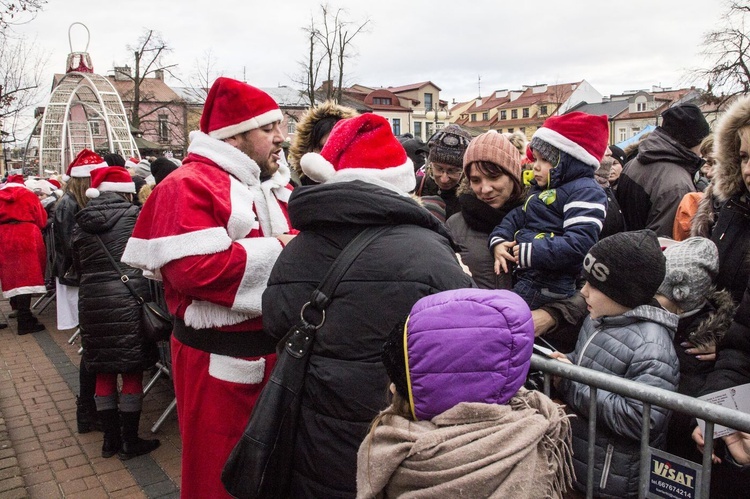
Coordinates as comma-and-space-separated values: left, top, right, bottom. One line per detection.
94, 235, 145, 305
301, 225, 391, 327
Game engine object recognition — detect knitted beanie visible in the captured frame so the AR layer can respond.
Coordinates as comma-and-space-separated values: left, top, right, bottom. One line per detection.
609, 144, 627, 167
657, 237, 719, 311
660, 104, 710, 149
463, 130, 522, 191
530, 136, 561, 166
427, 124, 472, 168
582, 230, 666, 309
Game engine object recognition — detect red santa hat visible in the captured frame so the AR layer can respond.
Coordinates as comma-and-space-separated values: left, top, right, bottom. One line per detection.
125, 157, 140, 169
86, 166, 136, 198
200, 77, 283, 140
531, 112, 609, 169
46, 178, 62, 190
6, 174, 24, 184
65, 149, 107, 180
299, 114, 415, 193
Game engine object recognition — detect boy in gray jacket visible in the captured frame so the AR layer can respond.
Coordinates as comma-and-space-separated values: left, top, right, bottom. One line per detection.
552, 230, 680, 498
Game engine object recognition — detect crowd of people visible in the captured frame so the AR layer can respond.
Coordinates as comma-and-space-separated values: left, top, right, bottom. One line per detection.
1, 75, 750, 498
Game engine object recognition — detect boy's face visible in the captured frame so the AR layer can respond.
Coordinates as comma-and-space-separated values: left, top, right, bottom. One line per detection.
581, 282, 630, 319
533, 156, 554, 188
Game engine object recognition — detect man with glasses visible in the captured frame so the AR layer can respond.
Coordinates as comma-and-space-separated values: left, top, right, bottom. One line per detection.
415, 124, 472, 219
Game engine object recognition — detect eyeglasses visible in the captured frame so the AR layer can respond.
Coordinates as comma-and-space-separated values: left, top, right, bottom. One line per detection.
431, 163, 464, 179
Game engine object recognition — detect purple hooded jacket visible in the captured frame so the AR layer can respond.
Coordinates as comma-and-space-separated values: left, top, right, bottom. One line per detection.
405, 288, 535, 420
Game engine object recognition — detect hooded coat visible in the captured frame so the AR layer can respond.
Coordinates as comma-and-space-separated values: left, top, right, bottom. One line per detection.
558, 304, 680, 499
0, 183, 48, 298
72, 192, 158, 373
616, 128, 705, 237
262, 180, 474, 498
692, 97, 750, 303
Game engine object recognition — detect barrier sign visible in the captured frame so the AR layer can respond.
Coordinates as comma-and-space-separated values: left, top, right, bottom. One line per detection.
647, 449, 702, 499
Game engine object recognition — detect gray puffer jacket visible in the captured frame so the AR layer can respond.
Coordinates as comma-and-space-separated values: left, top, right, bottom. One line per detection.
558, 304, 680, 498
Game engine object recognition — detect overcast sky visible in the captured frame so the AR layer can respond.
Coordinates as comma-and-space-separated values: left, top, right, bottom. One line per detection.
14, 0, 728, 107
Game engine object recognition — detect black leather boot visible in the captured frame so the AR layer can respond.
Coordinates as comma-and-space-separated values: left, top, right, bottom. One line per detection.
118, 411, 160, 460
76, 396, 102, 434
16, 310, 45, 335
99, 408, 121, 458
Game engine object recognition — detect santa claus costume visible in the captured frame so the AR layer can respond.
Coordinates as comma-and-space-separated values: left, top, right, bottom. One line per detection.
122, 77, 295, 498
0, 174, 48, 334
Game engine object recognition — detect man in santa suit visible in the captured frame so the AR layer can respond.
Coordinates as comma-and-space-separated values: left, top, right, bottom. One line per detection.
0, 174, 48, 335
122, 77, 296, 498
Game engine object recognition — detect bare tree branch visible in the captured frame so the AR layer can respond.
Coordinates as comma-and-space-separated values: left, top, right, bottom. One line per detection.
0, 0, 46, 36
0, 35, 47, 144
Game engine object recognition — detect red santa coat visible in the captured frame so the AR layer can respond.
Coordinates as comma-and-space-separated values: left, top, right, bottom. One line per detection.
122, 131, 295, 498
0, 183, 47, 298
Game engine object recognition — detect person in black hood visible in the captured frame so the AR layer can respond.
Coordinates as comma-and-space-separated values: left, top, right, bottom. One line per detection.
616, 103, 710, 237
263, 114, 473, 497
72, 166, 159, 461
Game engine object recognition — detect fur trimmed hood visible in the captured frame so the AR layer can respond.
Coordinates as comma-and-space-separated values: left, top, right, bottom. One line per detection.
288, 100, 358, 177
713, 95, 750, 201
686, 287, 737, 348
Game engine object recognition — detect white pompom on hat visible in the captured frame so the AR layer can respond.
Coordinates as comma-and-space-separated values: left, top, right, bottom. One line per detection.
86, 166, 136, 198
64, 149, 108, 181
299, 113, 415, 193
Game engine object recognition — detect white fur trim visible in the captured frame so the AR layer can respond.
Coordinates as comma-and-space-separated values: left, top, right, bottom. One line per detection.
208, 109, 284, 140
227, 176, 258, 240
85, 188, 100, 198
0, 183, 32, 191
189, 131, 261, 187
273, 184, 292, 203
98, 181, 136, 194
257, 172, 292, 236
183, 299, 254, 328
70, 162, 108, 178
300, 152, 337, 184
232, 238, 283, 314
533, 127, 600, 169
208, 354, 266, 384
122, 227, 232, 271
3, 285, 47, 299
318, 158, 416, 193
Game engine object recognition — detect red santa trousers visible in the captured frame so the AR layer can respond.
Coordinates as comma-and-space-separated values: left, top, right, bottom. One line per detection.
171, 336, 277, 498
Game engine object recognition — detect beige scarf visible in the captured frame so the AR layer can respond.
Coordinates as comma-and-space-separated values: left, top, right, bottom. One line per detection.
357, 388, 574, 499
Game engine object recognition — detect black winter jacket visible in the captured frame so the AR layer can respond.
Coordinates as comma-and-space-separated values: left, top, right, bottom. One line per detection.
73, 193, 158, 373
711, 193, 750, 303
53, 193, 82, 285
616, 129, 704, 237
263, 180, 474, 498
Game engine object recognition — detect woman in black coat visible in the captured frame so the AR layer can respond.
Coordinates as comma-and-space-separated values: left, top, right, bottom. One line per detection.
72, 166, 159, 460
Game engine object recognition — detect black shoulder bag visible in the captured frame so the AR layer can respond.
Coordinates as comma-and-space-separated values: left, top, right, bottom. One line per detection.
221, 225, 390, 499
94, 235, 173, 342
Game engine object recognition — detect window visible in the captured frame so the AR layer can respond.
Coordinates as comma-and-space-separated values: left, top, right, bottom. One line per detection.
511, 109, 518, 119
482, 112, 489, 121
158, 115, 169, 142
471, 114, 477, 122
619, 128, 627, 142
287, 120, 296, 134
373, 97, 392, 105
90, 121, 101, 136
500, 110, 507, 120
522, 108, 529, 118
540, 105, 548, 116
414, 121, 422, 140
631, 127, 641, 136
424, 93, 433, 112
520, 127, 526, 134
636, 102, 646, 112
426, 122, 434, 138
508, 128, 514, 133
392, 118, 401, 136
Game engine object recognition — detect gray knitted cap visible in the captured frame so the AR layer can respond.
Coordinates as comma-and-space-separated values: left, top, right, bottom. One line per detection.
657, 237, 719, 311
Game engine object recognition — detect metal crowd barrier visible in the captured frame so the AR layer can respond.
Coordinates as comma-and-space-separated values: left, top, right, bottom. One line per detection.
143, 279, 177, 433
531, 354, 750, 499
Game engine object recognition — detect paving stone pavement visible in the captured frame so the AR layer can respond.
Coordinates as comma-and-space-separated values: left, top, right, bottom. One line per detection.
0, 296, 182, 498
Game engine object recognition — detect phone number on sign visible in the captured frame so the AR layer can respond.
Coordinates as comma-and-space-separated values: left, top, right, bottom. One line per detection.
651, 480, 693, 499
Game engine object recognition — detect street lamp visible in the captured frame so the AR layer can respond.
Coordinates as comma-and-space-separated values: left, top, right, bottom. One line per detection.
424, 104, 450, 135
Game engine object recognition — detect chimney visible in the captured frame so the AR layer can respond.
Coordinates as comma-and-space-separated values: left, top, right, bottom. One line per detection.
154, 69, 164, 81
114, 65, 131, 81
495, 89, 508, 98
475, 97, 482, 106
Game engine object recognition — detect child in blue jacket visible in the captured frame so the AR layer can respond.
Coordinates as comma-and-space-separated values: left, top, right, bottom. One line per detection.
489, 112, 609, 309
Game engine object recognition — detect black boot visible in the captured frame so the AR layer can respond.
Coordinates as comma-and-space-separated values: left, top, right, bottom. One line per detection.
118, 411, 160, 460
76, 396, 102, 434
17, 311, 45, 335
99, 408, 121, 458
